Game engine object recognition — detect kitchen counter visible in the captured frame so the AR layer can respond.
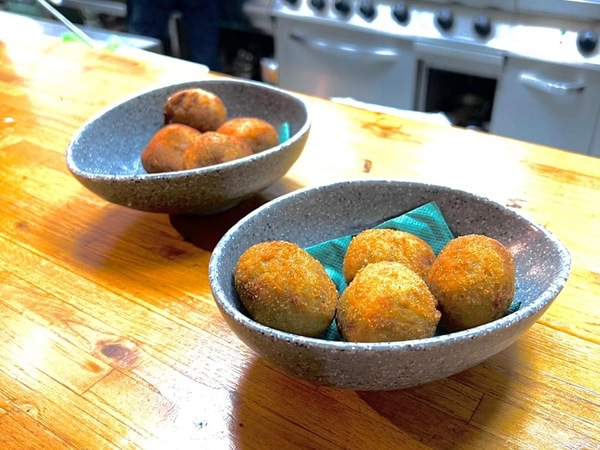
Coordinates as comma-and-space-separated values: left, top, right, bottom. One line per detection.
0, 32, 599, 449
0, 10, 162, 52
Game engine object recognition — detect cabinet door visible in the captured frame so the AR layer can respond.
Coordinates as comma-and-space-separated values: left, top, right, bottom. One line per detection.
274, 18, 417, 110
491, 57, 600, 155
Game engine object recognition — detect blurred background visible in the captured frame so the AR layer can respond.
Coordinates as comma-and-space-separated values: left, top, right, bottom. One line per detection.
0, 0, 274, 80
2, 0, 599, 157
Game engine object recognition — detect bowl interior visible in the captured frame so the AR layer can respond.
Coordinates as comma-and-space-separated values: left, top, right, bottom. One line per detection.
211, 180, 571, 344
68, 79, 309, 177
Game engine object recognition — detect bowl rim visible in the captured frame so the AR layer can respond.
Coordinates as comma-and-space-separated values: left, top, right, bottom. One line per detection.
65, 78, 311, 181
209, 179, 572, 351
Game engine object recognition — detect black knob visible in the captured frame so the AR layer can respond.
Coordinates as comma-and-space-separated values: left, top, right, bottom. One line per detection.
310, 0, 326, 10
393, 3, 409, 24
285, 0, 298, 5
334, 0, 351, 15
473, 15, 492, 37
437, 9, 454, 31
359, 1, 376, 20
578, 30, 599, 54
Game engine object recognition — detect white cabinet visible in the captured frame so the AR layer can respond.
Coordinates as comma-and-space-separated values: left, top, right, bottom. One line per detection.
491, 57, 600, 155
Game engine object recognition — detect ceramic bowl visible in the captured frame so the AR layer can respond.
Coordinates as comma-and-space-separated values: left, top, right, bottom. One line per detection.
66, 79, 310, 215
208, 180, 571, 391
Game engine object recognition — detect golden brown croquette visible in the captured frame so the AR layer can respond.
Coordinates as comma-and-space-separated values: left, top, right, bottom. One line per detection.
234, 241, 338, 337
164, 88, 227, 132
337, 261, 441, 343
217, 117, 279, 153
428, 234, 515, 332
141, 123, 202, 173
181, 132, 252, 169
343, 228, 436, 284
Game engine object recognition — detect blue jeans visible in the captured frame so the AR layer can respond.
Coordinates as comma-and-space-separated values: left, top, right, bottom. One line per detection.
127, 0, 220, 70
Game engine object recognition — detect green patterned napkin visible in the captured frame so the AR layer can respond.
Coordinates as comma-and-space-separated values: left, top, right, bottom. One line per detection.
305, 201, 454, 295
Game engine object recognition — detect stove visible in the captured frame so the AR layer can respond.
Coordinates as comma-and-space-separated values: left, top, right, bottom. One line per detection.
271, 0, 600, 67
267, 0, 600, 156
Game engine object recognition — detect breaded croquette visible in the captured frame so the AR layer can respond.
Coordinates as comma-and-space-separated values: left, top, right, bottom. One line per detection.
181, 132, 252, 170
428, 234, 515, 332
337, 261, 441, 343
141, 123, 202, 173
217, 117, 279, 153
343, 229, 436, 284
164, 88, 227, 132
234, 241, 338, 337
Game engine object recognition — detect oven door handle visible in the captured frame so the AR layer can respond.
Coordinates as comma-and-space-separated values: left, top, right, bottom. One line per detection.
518, 72, 586, 95
289, 33, 402, 62
414, 41, 504, 70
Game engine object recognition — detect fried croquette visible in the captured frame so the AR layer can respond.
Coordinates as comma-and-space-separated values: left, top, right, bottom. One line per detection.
234, 241, 338, 337
164, 88, 227, 132
337, 261, 441, 343
141, 123, 202, 173
343, 229, 436, 284
217, 117, 279, 153
428, 234, 515, 332
181, 132, 252, 170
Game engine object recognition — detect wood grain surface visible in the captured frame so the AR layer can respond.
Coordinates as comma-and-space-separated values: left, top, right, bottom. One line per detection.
0, 32, 599, 450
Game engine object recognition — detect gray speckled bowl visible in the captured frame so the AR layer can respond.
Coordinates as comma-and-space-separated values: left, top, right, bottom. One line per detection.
208, 180, 571, 391
66, 79, 310, 215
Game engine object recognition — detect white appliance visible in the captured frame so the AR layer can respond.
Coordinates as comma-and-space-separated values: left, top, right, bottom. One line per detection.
266, 0, 600, 156
275, 16, 417, 110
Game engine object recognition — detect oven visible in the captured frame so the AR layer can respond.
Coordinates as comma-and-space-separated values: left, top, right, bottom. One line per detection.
275, 16, 417, 109
414, 41, 504, 131
270, 0, 521, 118
266, 0, 600, 155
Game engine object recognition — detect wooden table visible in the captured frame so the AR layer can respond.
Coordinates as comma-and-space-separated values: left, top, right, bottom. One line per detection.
1, 31, 599, 450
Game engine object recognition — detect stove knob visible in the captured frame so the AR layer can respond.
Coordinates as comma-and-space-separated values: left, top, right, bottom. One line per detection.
577, 30, 599, 54
473, 15, 492, 37
310, 0, 326, 10
392, 3, 409, 24
437, 9, 454, 31
334, 0, 351, 15
359, 1, 376, 20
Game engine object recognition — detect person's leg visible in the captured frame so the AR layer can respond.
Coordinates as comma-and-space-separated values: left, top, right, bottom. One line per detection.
127, 0, 173, 54
179, 0, 221, 70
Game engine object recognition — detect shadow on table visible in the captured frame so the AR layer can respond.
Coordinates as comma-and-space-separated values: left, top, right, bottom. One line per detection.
169, 178, 304, 252
168, 194, 272, 252
65, 191, 275, 273
229, 343, 526, 449
357, 341, 528, 449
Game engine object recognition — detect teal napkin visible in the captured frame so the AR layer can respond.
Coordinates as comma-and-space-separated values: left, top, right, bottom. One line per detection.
305, 201, 454, 295
278, 122, 291, 143
304, 201, 520, 341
